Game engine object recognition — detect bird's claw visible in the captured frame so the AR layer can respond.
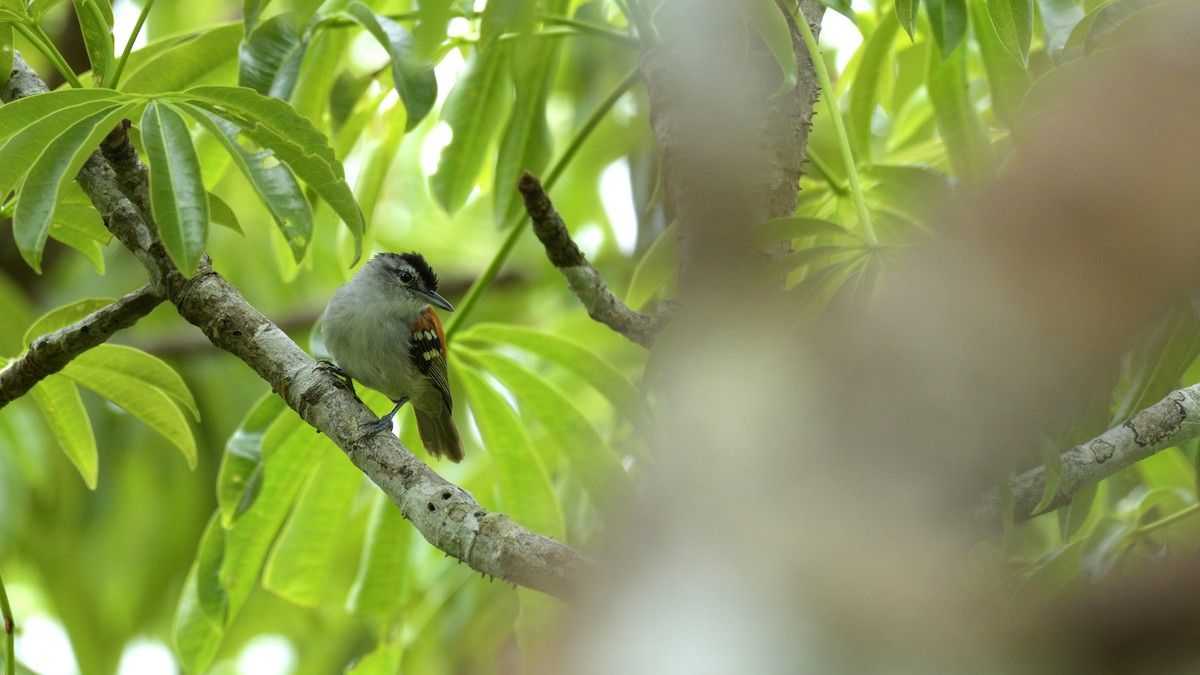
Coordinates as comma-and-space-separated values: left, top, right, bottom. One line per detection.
315, 359, 359, 399
358, 398, 408, 441
359, 416, 395, 439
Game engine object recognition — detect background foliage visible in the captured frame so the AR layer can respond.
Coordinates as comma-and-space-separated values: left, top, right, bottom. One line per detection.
0, 0, 1194, 672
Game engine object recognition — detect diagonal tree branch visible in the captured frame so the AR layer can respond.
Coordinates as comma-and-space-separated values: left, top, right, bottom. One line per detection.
2, 53, 591, 599
0, 284, 164, 409
519, 171, 661, 348
973, 383, 1200, 532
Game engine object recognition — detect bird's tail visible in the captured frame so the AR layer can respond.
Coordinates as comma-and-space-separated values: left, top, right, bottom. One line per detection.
415, 407, 464, 462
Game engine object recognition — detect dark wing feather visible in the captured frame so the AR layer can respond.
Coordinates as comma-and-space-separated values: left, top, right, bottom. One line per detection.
408, 306, 453, 412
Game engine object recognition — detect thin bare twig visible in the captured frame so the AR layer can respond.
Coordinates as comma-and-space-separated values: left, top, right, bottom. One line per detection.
0, 284, 164, 409
519, 171, 661, 348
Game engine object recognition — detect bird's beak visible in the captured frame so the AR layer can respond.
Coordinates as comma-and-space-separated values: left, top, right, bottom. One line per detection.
418, 289, 455, 312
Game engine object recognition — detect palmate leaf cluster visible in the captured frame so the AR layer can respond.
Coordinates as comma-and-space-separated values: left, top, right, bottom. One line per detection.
0, 0, 1193, 671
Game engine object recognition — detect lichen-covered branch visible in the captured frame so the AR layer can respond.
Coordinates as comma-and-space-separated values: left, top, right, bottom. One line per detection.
3, 53, 591, 599
519, 171, 660, 348
0, 284, 164, 409
973, 384, 1200, 531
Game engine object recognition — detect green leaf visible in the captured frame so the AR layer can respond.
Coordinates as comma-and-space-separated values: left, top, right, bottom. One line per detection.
344, 95, 406, 237
243, 0, 272, 34
1134, 448, 1195, 494
821, 0, 857, 21
516, 589, 562, 670
238, 12, 308, 100
626, 222, 678, 311
328, 69, 377, 132
848, 14, 900, 159
72, 0, 115, 86
14, 103, 136, 272
142, 101, 210, 275
431, 47, 511, 214
220, 412, 325, 619
0, 274, 33, 357
289, 19, 350, 125
1080, 518, 1133, 580
494, 25, 561, 226
925, 0, 968, 58
217, 394, 287, 526
1058, 482, 1100, 543
344, 2, 437, 131
1083, 0, 1171, 55
465, 349, 634, 519
970, 0, 1031, 129
770, 245, 865, 278
29, 0, 70, 18
207, 191, 243, 233
925, 38, 993, 190
755, 216, 860, 246
50, 184, 112, 270
479, 0, 535, 51
1014, 540, 1083, 597
460, 367, 564, 539
172, 513, 227, 672
1033, 442, 1064, 515
460, 324, 642, 425
173, 85, 364, 263
262, 451, 362, 606
743, 0, 798, 97
1037, 0, 1085, 62
49, 221, 105, 272
30, 374, 97, 489
54, 182, 110, 242
0, 90, 122, 196
413, 0, 453, 59
121, 23, 243, 93
0, 0, 22, 23
896, 0, 921, 39
985, 0, 1033, 65
865, 164, 957, 224
62, 353, 198, 468
1112, 306, 1200, 424
24, 297, 112, 343
75, 344, 199, 419
347, 491, 411, 618
174, 103, 311, 260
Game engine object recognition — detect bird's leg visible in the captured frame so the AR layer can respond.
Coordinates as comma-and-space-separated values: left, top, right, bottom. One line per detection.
360, 397, 409, 439
315, 359, 359, 399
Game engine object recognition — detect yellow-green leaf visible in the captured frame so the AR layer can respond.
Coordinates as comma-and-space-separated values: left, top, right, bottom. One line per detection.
31, 374, 97, 488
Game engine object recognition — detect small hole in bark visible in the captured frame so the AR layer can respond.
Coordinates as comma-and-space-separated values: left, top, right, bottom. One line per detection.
427, 502, 435, 512
441, 490, 452, 499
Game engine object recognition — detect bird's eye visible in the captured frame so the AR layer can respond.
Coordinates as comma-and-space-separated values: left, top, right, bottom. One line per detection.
399, 271, 414, 283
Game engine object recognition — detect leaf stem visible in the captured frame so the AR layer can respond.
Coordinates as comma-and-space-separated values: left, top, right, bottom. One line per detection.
0, 567, 13, 675
1132, 503, 1200, 538
110, 0, 157, 88
541, 16, 640, 47
14, 22, 83, 88
446, 66, 642, 339
448, 25, 639, 49
804, 147, 848, 194
795, 11, 875, 243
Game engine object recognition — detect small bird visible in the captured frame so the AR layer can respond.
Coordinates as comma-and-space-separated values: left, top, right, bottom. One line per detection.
319, 252, 464, 462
